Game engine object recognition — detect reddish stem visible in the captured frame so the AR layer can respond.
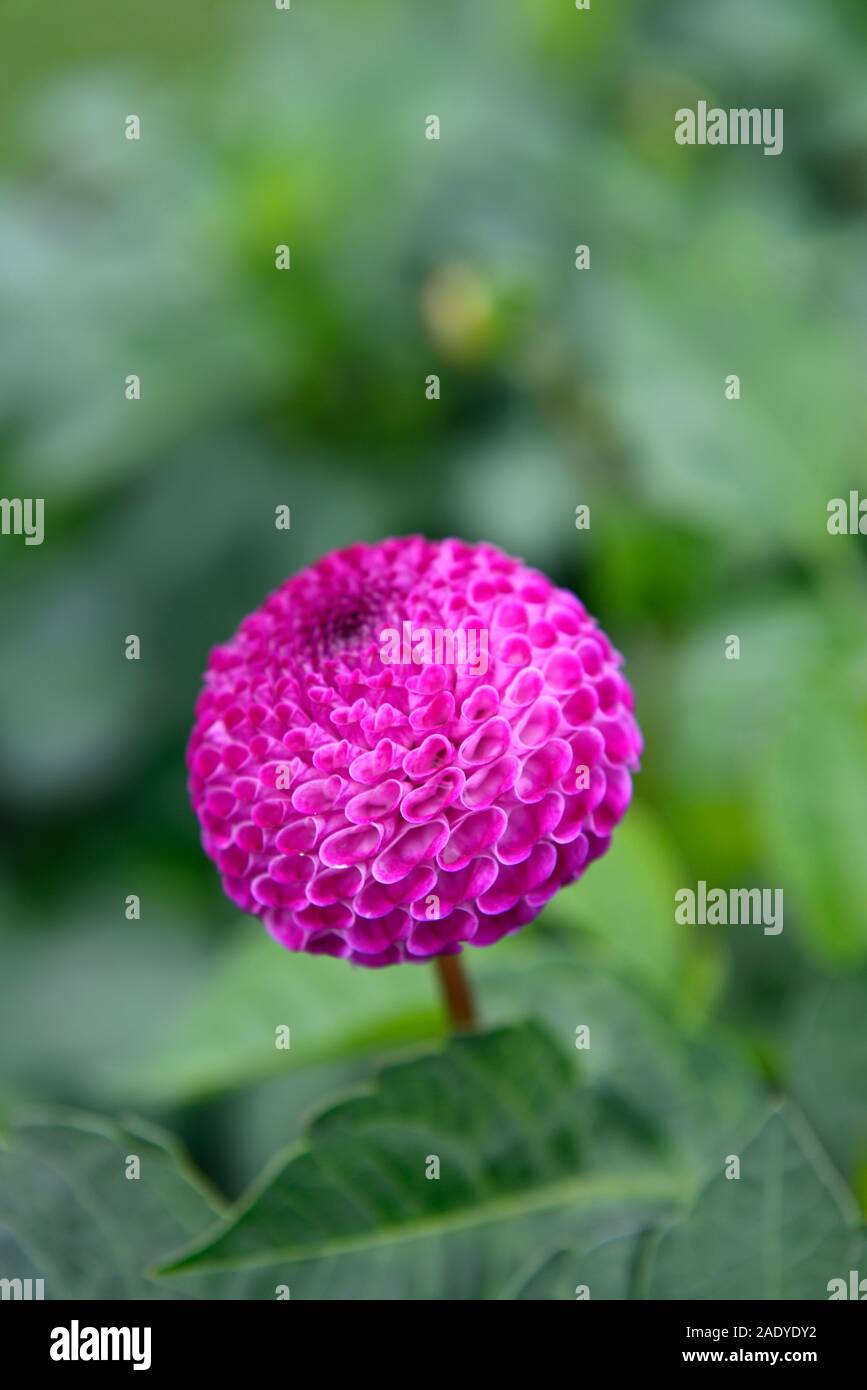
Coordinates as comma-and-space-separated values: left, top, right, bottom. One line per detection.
435, 954, 476, 1032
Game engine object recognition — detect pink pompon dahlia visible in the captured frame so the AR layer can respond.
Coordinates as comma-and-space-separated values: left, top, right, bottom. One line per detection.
187, 537, 641, 967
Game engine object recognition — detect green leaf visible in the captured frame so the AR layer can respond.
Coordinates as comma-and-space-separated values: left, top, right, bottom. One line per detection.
0, 1111, 223, 1299
0, 1225, 43, 1284
541, 805, 696, 1006
157, 1022, 682, 1300
0, 916, 209, 1108
602, 206, 860, 569
510, 1232, 644, 1300
119, 932, 444, 1104
758, 675, 867, 965
479, 959, 764, 1174
647, 1105, 861, 1300
117, 914, 559, 1107
661, 593, 824, 811
787, 972, 867, 1190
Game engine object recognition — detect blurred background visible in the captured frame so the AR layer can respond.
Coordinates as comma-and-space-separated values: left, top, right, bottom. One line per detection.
0, 0, 865, 1219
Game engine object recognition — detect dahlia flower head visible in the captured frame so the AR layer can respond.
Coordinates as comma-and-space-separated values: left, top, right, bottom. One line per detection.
188, 537, 641, 967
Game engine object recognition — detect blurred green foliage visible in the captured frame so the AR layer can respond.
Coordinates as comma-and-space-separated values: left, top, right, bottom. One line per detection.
0, 0, 866, 1297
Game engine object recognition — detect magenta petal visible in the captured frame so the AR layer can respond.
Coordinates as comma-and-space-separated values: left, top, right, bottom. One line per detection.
306, 865, 364, 906
515, 695, 562, 748
437, 807, 507, 872
544, 649, 584, 691
471, 900, 537, 946
275, 816, 322, 854
459, 716, 512, 768
515, 740, 572, 803
290, 776, 343, 815
461, 754, 519, 810
320, 822, 383, 868
346, 908, 410, 955
497, 794, 563, 864
372, 818, 449, 884
504, 666, 545, 707
348, 740, 400, 784
460, 684, 500, 723
345, 779, 403, 824
414, 856, 499, 917
407, 908, 476, 956
294, 901, 354, 932
400, 768, 465, 823
402, 734, 454, 780
409, 690, 456, 733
